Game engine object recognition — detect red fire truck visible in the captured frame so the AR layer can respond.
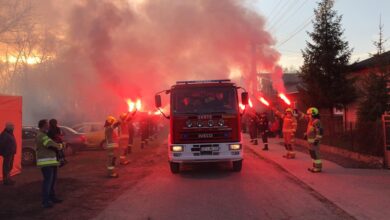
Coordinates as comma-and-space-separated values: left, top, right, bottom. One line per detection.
155, 79, 248, 173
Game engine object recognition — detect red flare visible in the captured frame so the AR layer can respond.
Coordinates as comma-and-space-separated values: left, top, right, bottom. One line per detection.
248, 99, 253, 108
259, 97, 270, 107
127, 99, 135, 112
136, 99, 142, 111
239, 103, 246, 110
278, 93, 291, 106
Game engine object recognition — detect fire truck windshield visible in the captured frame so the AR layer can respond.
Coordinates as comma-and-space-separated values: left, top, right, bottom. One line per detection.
172, 87, 238, 114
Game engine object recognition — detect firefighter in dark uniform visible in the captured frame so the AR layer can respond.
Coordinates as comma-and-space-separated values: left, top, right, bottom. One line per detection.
248, 109, 259, 145
140, 114, 149, 149
258, 112, 269, 151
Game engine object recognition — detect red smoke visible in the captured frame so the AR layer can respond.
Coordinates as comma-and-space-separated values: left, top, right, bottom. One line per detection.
22, 0, 284, 123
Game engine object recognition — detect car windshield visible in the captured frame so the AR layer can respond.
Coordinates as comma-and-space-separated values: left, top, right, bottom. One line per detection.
172, 86, 237, 114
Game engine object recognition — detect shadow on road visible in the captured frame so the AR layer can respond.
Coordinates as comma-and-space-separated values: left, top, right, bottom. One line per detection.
179, 162, 236, 179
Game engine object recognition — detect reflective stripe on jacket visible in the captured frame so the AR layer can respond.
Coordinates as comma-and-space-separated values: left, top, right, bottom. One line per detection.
36, 131, 61, 167
306, 119, 323, 143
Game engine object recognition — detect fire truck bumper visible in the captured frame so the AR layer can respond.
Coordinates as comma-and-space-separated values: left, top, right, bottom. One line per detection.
168, 142, 243, 163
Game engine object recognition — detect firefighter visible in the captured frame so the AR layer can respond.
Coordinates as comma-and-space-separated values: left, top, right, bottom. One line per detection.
104, 116, 120, 178
258, 112, 269, 151
118, 110, 136, 165
304, 107, 323, 173
140, 115, 148, 149
36, 119, 63, 208
248, 109, 259, 145
274, 108, 297, 158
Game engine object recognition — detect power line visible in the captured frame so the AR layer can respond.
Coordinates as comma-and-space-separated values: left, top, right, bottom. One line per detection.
272, 0, 310, 33
266, 0, 293, 29
276, 14, 314, 48
266, 0, 283, 21
268, 0, 302, 31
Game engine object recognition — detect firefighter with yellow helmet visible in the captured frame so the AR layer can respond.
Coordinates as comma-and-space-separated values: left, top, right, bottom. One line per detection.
274, 107, 298, 159
104, 116, 120, 178
304, 107, 323, 173
118, 110, 137, 165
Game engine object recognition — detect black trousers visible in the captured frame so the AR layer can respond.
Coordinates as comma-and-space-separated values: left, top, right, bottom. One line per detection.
260, 131, 268, 144
2, 154, 14, 179
41, 166, 58, 204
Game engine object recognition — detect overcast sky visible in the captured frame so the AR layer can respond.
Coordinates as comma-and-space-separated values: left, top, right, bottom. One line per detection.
249, 0, 390, 69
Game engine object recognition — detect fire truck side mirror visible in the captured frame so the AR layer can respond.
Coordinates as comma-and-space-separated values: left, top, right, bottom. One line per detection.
155, 95, 162, 108
241, 92, 249, 105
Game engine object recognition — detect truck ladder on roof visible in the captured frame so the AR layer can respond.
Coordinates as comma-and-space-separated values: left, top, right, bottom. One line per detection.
176, 79, 231, 84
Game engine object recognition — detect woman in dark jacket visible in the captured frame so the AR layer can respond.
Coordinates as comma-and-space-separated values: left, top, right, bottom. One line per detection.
0, 122, 17, 185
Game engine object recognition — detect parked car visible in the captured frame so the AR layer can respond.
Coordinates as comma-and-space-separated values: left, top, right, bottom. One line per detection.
72, 122, 106, 149
21, 127, 39, 166
21, 126, 86, 166
59, 126, 87, 153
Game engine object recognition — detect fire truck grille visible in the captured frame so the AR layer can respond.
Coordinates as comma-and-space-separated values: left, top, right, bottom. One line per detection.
191, 144, 220, 156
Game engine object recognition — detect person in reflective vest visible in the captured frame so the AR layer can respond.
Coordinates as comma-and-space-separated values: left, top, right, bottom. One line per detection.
104, 116, 120, 178
302, 107, 323, 173
118, 110, 137, 165
36, 119, 64, 208
274, 108, 297, 158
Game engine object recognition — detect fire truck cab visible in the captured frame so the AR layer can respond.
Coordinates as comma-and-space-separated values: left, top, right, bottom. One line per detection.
155, 79, 248, 173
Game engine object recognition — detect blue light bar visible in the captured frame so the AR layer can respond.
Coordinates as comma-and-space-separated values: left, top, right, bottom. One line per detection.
176, 79, 231, 84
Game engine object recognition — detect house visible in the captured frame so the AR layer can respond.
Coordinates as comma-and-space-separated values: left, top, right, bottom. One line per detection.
257, 72, 302, 108
345, 51, 390, 124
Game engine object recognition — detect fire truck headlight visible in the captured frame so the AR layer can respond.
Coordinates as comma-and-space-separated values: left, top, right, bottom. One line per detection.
171, 145, 184, 152
197, 121, 203, 127
218, 119, 225, 126
208, 120, 214, 127
186, 120, 193, 128
229, 144, 241, 150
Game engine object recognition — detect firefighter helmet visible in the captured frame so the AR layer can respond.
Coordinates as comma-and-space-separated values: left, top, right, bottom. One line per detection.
285, 108, 293, 113
306, 107, 319, 116
119, 112, 128, 121
106, 116, 116, 125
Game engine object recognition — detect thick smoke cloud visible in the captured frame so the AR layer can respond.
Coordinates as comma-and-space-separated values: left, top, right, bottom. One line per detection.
22, 0, 284, 125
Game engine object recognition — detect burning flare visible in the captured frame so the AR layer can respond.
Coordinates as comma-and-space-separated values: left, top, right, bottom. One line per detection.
127, 99, 135, 112
248, 99, 253, 108
278, 93, 291, 106
259, 97, 270, 107
239, 103, 246, 111
136, 99, 142, 111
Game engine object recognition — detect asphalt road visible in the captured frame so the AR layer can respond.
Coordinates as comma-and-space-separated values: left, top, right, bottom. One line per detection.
95, 142, 353, 220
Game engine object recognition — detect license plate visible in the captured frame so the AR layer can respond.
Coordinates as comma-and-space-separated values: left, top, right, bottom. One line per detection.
201, 146, 219, 151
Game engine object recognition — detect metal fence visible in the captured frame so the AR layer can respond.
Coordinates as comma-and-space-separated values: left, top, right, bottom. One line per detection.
296, 115, 384, 157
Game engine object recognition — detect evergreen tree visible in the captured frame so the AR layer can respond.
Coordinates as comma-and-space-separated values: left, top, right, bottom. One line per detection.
357, 18, 389, 122
299, 0, 356, 114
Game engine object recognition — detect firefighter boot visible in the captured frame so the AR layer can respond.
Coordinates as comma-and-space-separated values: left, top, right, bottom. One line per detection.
120, 156, 130, 165
262, 144, 269, 151
107, 156, 119, 178
308, 160, 322, 173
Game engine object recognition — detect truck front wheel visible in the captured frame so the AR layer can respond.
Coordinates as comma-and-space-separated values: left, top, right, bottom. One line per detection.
170, 162, 180, 174
232, 160, 243, 172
